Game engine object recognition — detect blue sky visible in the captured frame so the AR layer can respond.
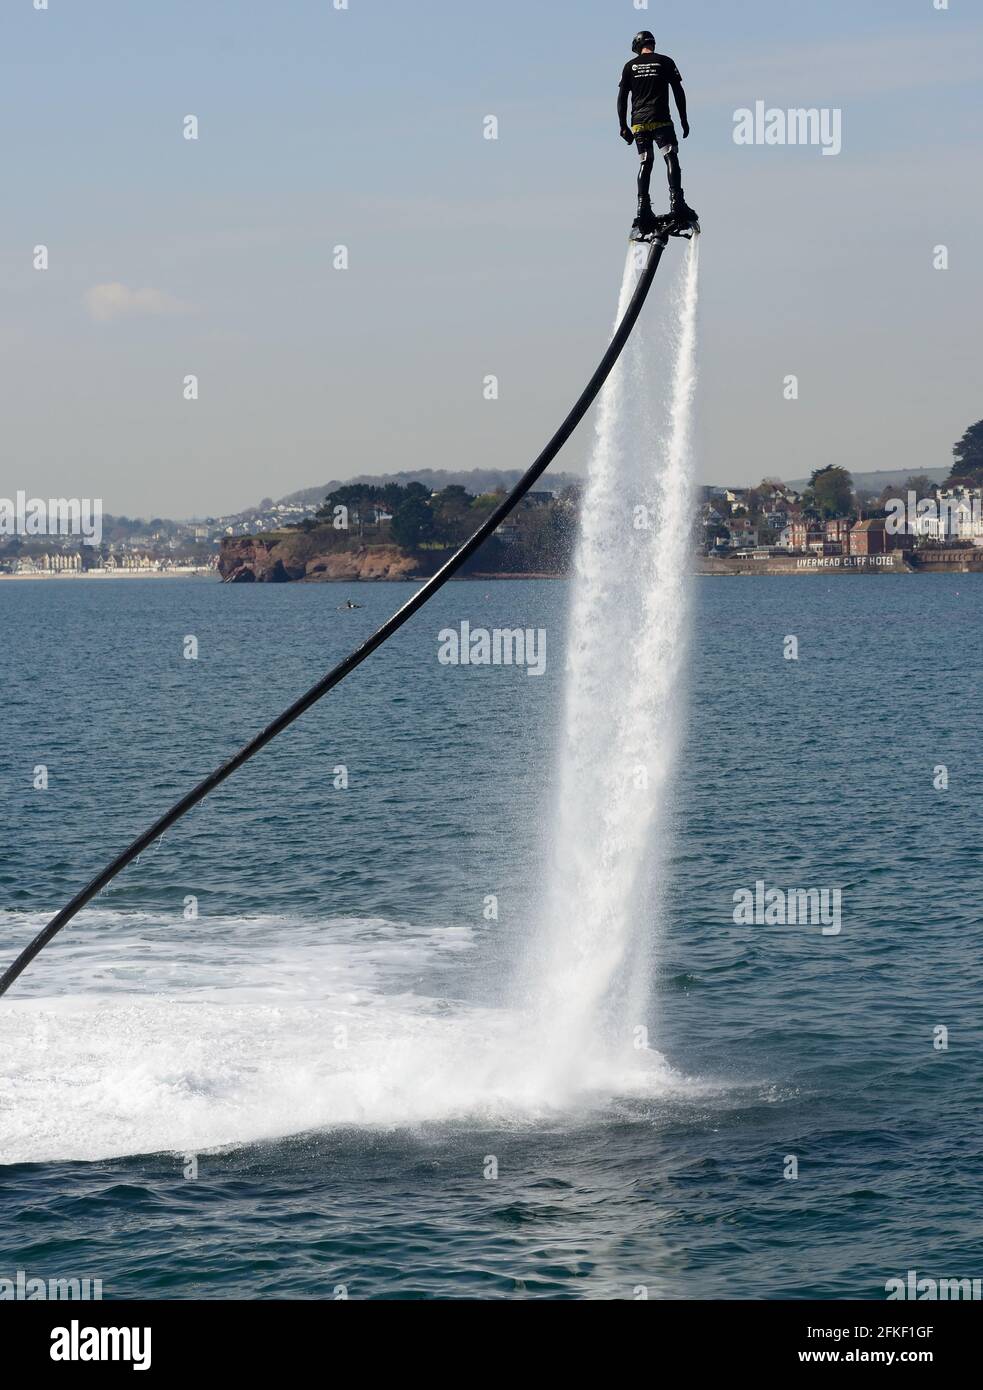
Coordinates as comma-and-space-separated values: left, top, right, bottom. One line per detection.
2, 0, 981, 515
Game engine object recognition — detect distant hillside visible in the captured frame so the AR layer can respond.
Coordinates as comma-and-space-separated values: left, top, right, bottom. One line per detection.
785, 467, 951, 492
276, 467, 580, 508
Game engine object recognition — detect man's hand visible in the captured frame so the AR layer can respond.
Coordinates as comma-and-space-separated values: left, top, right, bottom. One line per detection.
620, 126, 634, 145
681, 121, 690, 139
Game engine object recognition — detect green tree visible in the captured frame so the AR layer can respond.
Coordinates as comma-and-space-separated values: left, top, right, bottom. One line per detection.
904, 474, 938, 498
878, 475, 938, 507
744, 487, 768, 518
807, 465, 854, 518
854, 487, 879, 512
950, 419, 983, 482
390, 496, 434, 550
431, 485, 473, 543
380, 483, 406, 512
318, 483, 378, 533
471, 490, 506, 510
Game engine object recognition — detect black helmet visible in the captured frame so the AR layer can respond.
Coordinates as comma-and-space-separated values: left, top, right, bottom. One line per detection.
631, 31, 656, 54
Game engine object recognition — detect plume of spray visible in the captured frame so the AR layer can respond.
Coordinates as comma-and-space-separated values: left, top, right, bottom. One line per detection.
517, 239, 701, 1099
0, 245, 702, 1162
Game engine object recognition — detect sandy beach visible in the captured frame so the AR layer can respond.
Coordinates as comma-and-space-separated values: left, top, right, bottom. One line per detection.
0, 567, 214, 581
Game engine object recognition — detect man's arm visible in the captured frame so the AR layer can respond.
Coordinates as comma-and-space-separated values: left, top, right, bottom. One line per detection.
670, 64, 690, 137
617, 66, 633, 140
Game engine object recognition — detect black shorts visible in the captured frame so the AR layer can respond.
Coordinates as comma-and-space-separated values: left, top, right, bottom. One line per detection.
634, 122, 677, 155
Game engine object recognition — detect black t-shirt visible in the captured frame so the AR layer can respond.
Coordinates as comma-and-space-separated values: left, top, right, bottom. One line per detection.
619, 51, 682, 126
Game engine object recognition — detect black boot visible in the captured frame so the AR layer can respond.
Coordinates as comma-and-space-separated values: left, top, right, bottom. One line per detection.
630, 201, 658, 242
670, 190, 699, 229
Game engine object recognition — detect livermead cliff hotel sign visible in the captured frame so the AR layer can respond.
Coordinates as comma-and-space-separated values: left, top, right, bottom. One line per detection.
795, 554, 902, 569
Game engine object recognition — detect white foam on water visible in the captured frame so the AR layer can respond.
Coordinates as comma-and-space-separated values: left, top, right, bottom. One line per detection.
0, 910, 700, 1164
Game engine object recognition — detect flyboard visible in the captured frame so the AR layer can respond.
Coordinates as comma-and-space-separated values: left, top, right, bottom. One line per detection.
630, 206, 701, 243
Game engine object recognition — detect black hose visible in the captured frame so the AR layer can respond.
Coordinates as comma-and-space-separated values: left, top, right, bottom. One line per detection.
0, 238, 668, 998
